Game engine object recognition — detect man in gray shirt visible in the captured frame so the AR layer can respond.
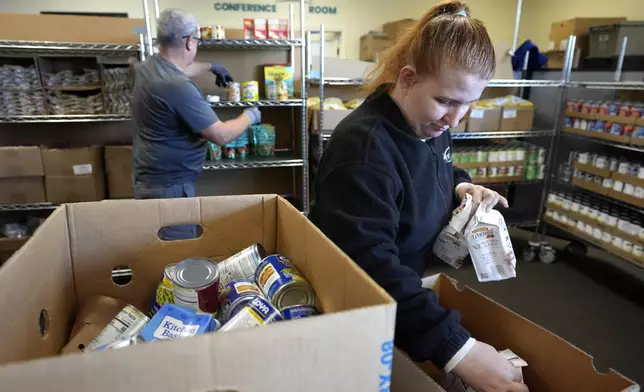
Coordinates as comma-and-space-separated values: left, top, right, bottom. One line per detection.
132, 8, 261, 239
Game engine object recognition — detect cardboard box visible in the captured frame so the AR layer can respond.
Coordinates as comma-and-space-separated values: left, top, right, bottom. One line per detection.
105, 146, 133, 199
466, 108, 502, 132
308, 57, 375, 80
0, 195, 396, 390
546, 48, 581, 69
0, 177, 46, 204
405, 274, 637, 391
451, 120, 467, 133
45, 175, 106, 203
360, 32, 392, 62
0, 146, 44, 178
309, 108, 354, 134
548, 17, 626, 52
41, 146, 103, 177
383, 19, 416, 41
500, 107, 534, 131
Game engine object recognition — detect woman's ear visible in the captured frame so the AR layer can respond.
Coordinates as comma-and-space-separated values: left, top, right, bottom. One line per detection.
397, 66, 418, 93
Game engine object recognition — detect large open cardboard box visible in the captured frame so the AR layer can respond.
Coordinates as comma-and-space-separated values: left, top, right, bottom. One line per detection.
0, 195, 396, 391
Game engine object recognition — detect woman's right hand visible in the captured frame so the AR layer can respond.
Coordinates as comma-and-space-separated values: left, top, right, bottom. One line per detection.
452, 341, 528, 392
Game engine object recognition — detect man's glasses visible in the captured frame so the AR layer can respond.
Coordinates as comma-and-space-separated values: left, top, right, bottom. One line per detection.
182, 35, 203, 43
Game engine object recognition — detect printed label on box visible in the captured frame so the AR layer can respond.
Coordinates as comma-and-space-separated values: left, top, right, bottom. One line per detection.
503, 110, 517, 119
73, 164, 93, 175
470, 109, 485, 119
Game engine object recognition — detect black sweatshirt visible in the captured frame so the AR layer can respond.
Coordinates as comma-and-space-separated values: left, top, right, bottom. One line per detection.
310, 86, 472, 368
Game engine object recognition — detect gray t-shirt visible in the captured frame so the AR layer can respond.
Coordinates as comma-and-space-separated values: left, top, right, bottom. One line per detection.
132, 55, 217, 186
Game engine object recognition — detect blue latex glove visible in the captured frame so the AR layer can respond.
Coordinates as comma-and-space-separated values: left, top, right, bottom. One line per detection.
211, 63, 233, 87
242, 107, 261, 125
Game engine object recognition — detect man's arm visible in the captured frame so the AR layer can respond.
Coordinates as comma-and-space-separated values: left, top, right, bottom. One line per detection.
184, 61, 213, 78
315, 162, 471, 368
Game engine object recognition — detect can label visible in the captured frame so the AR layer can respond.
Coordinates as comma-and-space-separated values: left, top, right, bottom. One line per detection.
85, 305, 149, 351
218, 244, 265, 287
220, 279, 263, 322
220, 296, 282, 332
150, 264, 175, 316
227, 83, 240, 102
281, 305, 318, 320
241, 81, 259, 101
255, 255, 305, 302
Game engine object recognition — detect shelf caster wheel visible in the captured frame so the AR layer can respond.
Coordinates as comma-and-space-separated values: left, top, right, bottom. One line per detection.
564, 241, 587, 258
538, 244, 556, 264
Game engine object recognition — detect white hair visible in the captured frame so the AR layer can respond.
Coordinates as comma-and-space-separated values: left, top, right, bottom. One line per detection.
156, 8, 199, 48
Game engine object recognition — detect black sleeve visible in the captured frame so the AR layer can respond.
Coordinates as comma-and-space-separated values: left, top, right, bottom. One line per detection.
315, 162, 471, 368
450, 134, 471, 206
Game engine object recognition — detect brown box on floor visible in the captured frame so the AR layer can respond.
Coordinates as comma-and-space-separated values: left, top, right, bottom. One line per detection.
360, 32, 392, 62
383, 19, 416, 41
0, 146, 46, 204
0, 195, 396, 391
405, 274, 637, 392
466, 108, 502, 132
500, 106, 534, 131
104, 145, 133, 199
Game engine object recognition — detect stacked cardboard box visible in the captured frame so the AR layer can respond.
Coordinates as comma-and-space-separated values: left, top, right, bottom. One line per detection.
0, 146, 46, 204
464, 96, 534, 132
104, 145, 133, 199
359, 32, 392, 62
41, 146, 106, 203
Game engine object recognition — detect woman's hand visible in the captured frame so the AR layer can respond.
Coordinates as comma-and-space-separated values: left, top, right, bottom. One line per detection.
453, 341, 528, 392
456, 183, 509, 213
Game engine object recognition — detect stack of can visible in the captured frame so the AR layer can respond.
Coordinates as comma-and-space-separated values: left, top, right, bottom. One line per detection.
452, 142, 545, 181
564, 99, 644, 141
574, 151, 644, 200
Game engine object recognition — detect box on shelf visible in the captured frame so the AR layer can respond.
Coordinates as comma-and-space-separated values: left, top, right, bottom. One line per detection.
452, 119, 467, 133
0, 146, 44, 178
0, 195, 396, 390
308, 57, 375, 80
383, 19, 416, 41
548, 17, 626, 52
408, 274, 637, 391
360, 32, 392, 62
546, 48, 581, 69
41, 146, 103, 176
105, 145, 133, 199
0, 177, 46, 204
500, 106, 534, 131
588, 21, 644, 58
309, 108, 354, 134
467, 108, 502, 132
45, 174, 106, 203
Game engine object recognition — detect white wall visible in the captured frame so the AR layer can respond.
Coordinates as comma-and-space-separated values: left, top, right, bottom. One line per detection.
0, 0, 518, 59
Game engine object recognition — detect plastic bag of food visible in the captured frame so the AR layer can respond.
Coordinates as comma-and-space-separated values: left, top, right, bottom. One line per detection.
323, 97, 346, 110
139, 303, 219, 343
464, 203, 517, 282
433, 194, 473, 268
344, 99, 364, 109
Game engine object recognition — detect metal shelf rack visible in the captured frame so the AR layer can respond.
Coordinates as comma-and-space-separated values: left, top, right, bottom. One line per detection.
0, 40, 139, 56
199, 39, 303, 49
0, 114, 132, 123
0, 203, 58, 212
210, 100, 303, 108
203, 155, 304, 170
451, 130, 556, 140
561, 132, 644, 153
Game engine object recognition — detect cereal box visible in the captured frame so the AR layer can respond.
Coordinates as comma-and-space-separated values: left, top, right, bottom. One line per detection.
243, 18, 254, 39
264, 65, 294, 100
279, 19, 289, 39
254, 18, 267, 39
267, 18, 280, 40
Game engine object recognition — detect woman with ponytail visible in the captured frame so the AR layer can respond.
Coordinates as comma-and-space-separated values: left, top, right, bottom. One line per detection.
311, 2, 527, 391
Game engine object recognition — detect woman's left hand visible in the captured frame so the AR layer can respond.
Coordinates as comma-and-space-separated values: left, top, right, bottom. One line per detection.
456, 183, 509, 213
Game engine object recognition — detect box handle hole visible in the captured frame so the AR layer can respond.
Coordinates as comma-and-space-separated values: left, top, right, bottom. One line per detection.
157, 224, 204, 241
112, 265, 133, 286
39, 309, 50, 338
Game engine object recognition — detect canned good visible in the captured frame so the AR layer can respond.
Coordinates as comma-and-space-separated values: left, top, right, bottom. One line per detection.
489, 167, 499, 177
639, 166, 644, 179
592, 228, 602, 240
281, 305, 318, 320
200, 26, 213, 40
94, 335, 144, 351
577, 152, 589, 164
624, 183, 635, 196
515, 165, 525, 176
498, 150, 508, 162
476, 150, 488, 163
498, 166, 509, 177
612, 236, 623, 248
580, 203, 589, 216
613, 180, 624, 193
214, 25, 226, 39
562, 197, 572, 210
537, 148, 546, 164
608, 158, 619, 172
227, 82, 241, 102
570, 200, 581, 213
618, 162, 630, 174
588, 207, 598, 220
508, 165, 516, 176
218, 243, 267, 288
584, 224, 593, 236
220, 295, 283, 332
171, 257, 220, 313
527, 148, 538, 164
241, 81, 259, 101
476, 167, 487, 178
606, 214, 618, 227
576, 220, 585, 232
633, 245, 643, 259
85, 305, 149, 351
601, 231, 612, 243
516, 148, 526, 161
602, 178, 614, 188
594, 156, 607, 169
537, 164, 545, 180
554, 193, 564, 206
507, 149, 517, 161
255, 254, 316, 310
150, 264, 176, 316
546, 210, 554, 218
623, 241, 633, 253
489, 150, 499, 162
526, 164, 537, 180
219, 278, 263, 323
547, 193, 556, 204
635, 186, 644, 199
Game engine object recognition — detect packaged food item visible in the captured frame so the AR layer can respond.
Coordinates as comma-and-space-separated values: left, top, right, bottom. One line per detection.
254, 18, 267, 39
208, 142, 222, 161
255, 254, 316, 309
220, 295, 282, 332
243, 18, 254, 39
464, 203, 517, 282
251, 124, 276, 157
218, 243, 267, 288
432, 194, 473, 268
279, 19, 289, 39
241, 81, 259, 101
227, 82, 240, 102
214, 25, 225, 40
267, 18, 280, 39
219, 278, 263, 323
199, 26, 213, 40
344, 99, 364, 109
139, 303, 219, 342
85, 305, 149, 351
322, 97, 346, 110
149, 263, 176, 316
264, 65, 293, 100
281, 305, 318, 320
171, 257, 220, 313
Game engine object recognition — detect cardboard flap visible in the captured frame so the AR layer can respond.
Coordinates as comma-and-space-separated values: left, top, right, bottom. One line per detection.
0, 207, 76, 365
0, 306, 393, 391
392, 349, 445, 392
426, 275, 636, 392
67, 195, 278, 309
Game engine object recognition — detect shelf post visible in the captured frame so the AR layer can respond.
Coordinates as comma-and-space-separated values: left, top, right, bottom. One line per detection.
510, 0, 523, 54
614, 37, 628, 83
142, 0, 154, 57
300, 0, 309, 213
